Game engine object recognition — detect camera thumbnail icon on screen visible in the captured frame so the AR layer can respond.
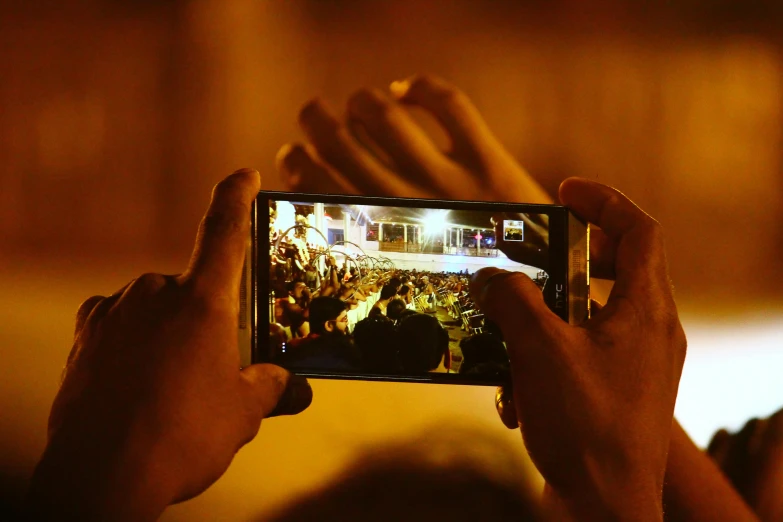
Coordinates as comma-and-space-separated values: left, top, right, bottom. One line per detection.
503, 219, 525, 242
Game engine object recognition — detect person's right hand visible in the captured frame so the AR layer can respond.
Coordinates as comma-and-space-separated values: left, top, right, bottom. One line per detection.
472, 178, 687, 521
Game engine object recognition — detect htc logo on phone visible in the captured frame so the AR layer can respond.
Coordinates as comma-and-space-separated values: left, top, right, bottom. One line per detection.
555, 283, 565, 309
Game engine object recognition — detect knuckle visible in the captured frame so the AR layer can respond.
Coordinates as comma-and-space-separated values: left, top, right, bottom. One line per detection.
133, 272, 168, 293
430, 83, 468, 109
655, 307, 686, 345
671, 319, 687, 360
643, 217, 664, 241
187, 286, 236, 317
201, 208, 245, 238
767, 408, 783, 437
362, 88, 395, 120
77, 295, 104, 316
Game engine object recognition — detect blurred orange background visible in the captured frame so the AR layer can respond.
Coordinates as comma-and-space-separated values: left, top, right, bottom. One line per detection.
1, 1, 782, 520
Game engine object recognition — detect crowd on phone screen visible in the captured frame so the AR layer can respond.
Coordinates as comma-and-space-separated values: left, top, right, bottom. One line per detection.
269, 250, 513, 378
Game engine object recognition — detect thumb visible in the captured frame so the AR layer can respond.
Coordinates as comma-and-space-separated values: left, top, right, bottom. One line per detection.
469, 268, 564, 349
240, 364, 313, 419
495, 386, 519, 430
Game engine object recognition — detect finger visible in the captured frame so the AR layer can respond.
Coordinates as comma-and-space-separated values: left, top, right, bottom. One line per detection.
66, 291, 127, 369
276, 143, 359, 195
73, 274, 141, 339
751, 411, 783, 521
523, 212, 549, 228
558, 178, 670, 304
495, 386, 519, 430
240, 364, 312, 419
763, 407, 783, 445
707, 428, 733, 469
298, 98, 431, 198
724, 418, 762, 483
347, 88, 476, 196
74, 295, 105, 339
520, 214, 548, 239
185, 168, 260, 299
67, 294, 110, 377
390, 74, 500, 165
744, 417, 769, 456
469, 268, 566, 356
84, 291, 127, 326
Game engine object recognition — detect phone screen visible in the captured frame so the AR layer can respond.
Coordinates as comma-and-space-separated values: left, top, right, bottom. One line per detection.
252, 192, 581, 386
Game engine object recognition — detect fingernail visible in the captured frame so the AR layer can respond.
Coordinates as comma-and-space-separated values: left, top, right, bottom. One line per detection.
389, 79, 410, 98
495, 386, 517, 430
227, 168, 261, 189
469, 268, 507, 307
268, 374, 313, 417
495, 385, 512, 406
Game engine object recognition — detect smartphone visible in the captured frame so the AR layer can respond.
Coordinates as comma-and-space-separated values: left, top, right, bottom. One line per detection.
239, 191, 589, 386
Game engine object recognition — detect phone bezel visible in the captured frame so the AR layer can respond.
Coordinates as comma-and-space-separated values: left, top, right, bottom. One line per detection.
254, 191, 575, 387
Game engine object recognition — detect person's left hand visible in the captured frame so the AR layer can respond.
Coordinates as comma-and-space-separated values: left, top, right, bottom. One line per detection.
27, 169, 313, 522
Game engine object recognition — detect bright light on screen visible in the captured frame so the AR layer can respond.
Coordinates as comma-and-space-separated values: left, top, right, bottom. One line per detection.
422, 209, 450, 235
